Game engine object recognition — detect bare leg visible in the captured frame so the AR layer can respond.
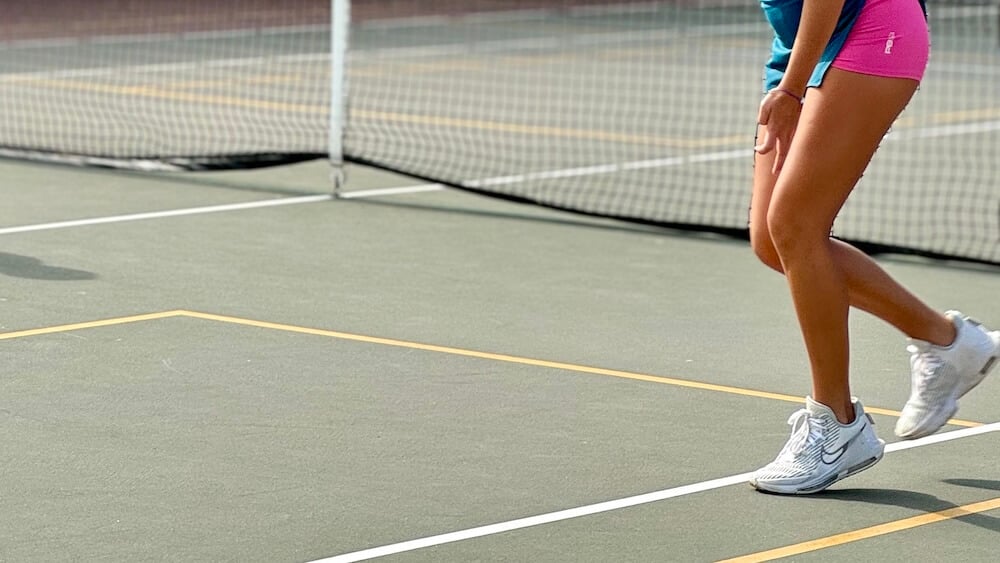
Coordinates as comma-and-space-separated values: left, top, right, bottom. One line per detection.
749, 91, 956, 354
764, 69, 930, 423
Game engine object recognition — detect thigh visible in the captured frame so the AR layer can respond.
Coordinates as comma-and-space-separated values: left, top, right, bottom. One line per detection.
769, 68, 920, 234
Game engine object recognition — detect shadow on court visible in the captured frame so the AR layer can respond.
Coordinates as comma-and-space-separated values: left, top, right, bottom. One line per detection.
0, 252, 98, 281
816, 487, 1000, 534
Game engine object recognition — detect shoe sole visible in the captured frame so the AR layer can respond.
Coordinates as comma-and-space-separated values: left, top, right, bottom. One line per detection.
750, 442, 886, 495
895, 399, 959, 441
896, 331, 1000, 440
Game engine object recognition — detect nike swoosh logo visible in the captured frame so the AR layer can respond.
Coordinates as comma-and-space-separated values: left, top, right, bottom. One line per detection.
822, 443, 849, 465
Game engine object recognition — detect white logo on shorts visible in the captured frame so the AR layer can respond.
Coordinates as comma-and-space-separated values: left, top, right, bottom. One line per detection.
884, 32, 896, 54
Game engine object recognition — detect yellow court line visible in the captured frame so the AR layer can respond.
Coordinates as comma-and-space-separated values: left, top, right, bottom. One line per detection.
14, 75, 999, 149
158, 74, 304, 90
11, 76, 744, 149
23, 78, 325, 114
173, 310, 981, 428
58, 74, 749, 149
0, 310, 186, 340
932, 107, 1000, 123
5, 9, 323, 34
718, 496, 1000, 562
0, 309, 982, 428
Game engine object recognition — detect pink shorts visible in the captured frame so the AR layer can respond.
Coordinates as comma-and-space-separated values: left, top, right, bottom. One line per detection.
831, 0, 930, 82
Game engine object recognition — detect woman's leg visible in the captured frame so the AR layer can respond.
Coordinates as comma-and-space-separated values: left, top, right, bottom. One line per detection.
751, 75, 1000, 445
765, 68, 922, 423
750, 133, 955, 355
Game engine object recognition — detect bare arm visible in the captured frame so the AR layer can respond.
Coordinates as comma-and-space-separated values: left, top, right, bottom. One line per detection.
778, 0, 847, 96
756, 0, 846, 173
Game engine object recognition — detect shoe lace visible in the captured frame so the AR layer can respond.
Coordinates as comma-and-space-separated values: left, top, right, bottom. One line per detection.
778, 409, 825, 460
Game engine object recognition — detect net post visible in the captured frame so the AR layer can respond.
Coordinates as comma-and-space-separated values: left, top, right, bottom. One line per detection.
330, 0, 351, 197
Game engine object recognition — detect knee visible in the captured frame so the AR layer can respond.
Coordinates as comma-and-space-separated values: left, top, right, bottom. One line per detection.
766, 204, 822, 262
749, 219, 784, 273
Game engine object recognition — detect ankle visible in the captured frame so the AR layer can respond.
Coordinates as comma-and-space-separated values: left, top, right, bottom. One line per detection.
833, 404, 855, 425
927, 314, 958, 348
814, 396, 855, 424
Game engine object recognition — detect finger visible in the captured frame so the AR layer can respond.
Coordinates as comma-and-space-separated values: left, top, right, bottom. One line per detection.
757, 103, 770, 127
772, 137, 787, 175
754, 129, 775, 154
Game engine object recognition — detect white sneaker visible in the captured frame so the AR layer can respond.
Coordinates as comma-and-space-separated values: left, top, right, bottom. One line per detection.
895, 311, 1000, 440
751, 397, 884, 495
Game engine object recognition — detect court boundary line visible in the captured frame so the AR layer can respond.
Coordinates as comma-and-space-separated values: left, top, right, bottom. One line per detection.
2, 309, 982, 429
3, 309, 996, 560
0, 0, 739, 47
0, 53, 329, 82
0, 195, 331, 236
719, 495, 1000, 562
0, 25, 330, 51
0, 309, 186, 339
315, 423, 1000, 563
338, 113, 1000, 198
174, 310, 981, 425
4, 95, 994, 236
336, 184, 444, 199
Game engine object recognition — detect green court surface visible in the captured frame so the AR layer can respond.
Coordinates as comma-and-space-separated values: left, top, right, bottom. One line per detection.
2, 157, 999, 562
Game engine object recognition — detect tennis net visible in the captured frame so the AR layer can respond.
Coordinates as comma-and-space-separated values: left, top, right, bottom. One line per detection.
0, 0, 332, 169
0, 1, 997, 265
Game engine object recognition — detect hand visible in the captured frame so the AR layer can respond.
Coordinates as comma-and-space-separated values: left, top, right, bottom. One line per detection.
754, 88, 803, 175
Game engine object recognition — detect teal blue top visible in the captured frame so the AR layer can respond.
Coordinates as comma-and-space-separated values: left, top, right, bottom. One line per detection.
760, 0, 867, 93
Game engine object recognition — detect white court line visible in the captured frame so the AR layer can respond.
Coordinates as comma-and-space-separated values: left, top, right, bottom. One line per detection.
312, 422, 1000, 563
3, 110, 996, 235
0, 150, 727, 236
340, 151, 741, 200
0, 53, 329, 82
1, 32, 989, 83
929, 63, 1000, 78
351, 23, 764, 62
0, 195, 330, 236
0, 22, 765, 82
933, 5, 1000, 18
340, 111, 1000, 201
0, 24, 330, 51
337, 113, 998, 198
913, 120, 1000, 140
337, 184, 445, 199
569, 1, 677, 17
0, 44, 990, 84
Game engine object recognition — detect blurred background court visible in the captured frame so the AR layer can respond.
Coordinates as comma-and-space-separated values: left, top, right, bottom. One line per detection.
1, 1, 999, 562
